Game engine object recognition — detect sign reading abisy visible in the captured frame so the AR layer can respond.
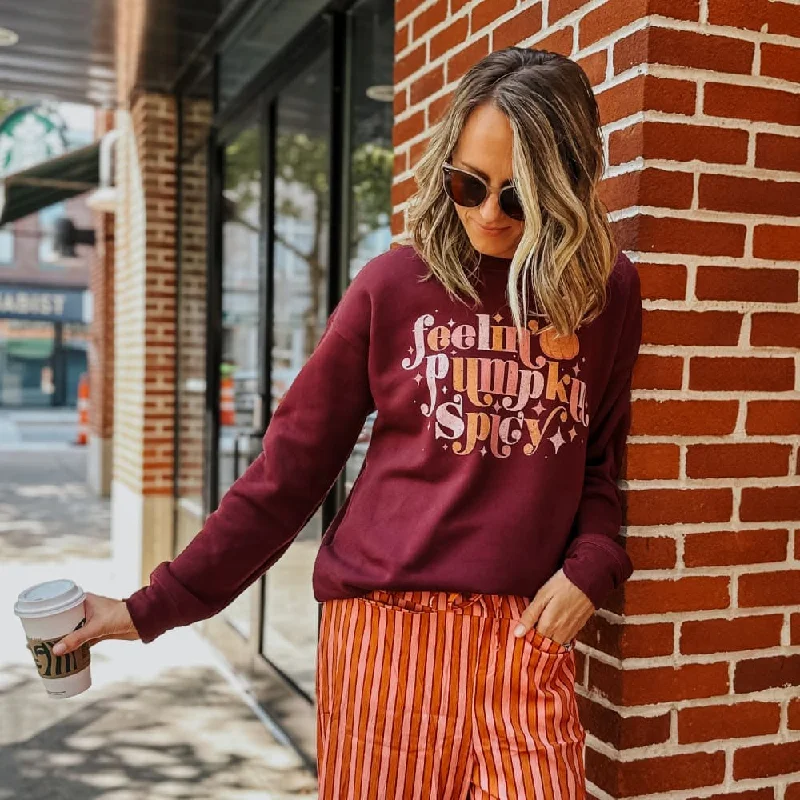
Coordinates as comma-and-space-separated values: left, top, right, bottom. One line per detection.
0, 286, 86, 322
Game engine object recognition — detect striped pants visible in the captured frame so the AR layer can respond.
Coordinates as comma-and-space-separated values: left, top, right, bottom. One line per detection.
316, 589, 586, 799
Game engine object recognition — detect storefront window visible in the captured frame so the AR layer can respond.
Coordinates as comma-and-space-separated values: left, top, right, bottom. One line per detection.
218, 121, 263, 499
216, 119, 264, 639
0, 319, 54, 407
0, 318, 87, 408
261, 28, 332, 698
343, 0, 395, 494
173, 0, 395, 722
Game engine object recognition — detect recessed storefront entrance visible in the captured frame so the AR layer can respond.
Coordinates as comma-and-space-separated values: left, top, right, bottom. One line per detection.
173, 0, 393, 768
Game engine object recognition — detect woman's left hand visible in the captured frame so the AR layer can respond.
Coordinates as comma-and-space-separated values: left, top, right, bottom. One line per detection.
513, 568, 595, 645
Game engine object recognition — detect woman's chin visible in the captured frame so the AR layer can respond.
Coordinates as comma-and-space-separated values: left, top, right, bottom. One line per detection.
469, 236, 518, 259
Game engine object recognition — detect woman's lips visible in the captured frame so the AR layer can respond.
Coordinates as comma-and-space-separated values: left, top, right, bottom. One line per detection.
473, 221, 510, 236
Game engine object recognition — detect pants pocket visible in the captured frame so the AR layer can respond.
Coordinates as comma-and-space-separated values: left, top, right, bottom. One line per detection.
525, 624, 575, 655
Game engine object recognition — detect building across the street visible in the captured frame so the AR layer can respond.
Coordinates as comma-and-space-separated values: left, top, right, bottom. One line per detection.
1, 0, 798, 793
0, 103, 94, 408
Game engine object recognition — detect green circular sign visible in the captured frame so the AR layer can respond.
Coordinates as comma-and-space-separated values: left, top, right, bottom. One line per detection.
0, 104, 67, 177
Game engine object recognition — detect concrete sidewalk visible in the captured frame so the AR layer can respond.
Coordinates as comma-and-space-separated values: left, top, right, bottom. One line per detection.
0, 449, 318, 799
0, 450, 110, 560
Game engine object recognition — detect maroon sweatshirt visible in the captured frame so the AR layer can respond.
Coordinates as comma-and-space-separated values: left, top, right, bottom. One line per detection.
126, 245, 642, 643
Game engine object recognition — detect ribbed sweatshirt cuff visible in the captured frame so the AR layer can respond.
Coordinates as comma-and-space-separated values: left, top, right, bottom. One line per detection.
124, 561, 210, 644
561, 534, 634, 610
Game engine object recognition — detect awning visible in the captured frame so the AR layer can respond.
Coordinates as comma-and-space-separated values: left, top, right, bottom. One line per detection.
0, 142, 100, 227
5, 339, 54, 360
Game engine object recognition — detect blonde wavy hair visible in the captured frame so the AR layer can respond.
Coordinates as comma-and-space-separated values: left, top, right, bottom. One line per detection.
405, 47, 617, 338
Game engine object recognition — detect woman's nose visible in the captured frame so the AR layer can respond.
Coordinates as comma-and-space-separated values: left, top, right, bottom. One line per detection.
479, 191, 504, 224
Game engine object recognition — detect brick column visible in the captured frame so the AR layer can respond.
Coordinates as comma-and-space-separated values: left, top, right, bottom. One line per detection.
174, 98, 212, 554
393, 1, 800, 796
88, 108, 115, 497
111, 91, 177, 593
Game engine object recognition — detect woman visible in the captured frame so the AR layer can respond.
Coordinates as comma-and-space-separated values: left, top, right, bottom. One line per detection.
54, 47, 642, 798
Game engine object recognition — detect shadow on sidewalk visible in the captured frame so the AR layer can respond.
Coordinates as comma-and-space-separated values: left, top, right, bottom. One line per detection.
0, 450, 110, 561
0, 448, 317, 799
0, 662, 317, 800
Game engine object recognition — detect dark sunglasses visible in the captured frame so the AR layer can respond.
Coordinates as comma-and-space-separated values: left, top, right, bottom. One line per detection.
442, 163, 524, 221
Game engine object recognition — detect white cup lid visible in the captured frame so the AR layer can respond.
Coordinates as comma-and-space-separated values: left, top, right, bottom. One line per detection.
14, 579, 85, 619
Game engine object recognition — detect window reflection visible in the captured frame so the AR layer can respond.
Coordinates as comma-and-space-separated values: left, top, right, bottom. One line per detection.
344, 0, 395, 492
218, 121, 264, 638
262, 36, 332, 698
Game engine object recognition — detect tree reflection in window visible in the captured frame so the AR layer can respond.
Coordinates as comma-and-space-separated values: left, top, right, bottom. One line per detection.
223, 130, 392, 360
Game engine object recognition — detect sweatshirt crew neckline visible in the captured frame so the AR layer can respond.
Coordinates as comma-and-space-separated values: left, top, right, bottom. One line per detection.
476, 253, 513, 272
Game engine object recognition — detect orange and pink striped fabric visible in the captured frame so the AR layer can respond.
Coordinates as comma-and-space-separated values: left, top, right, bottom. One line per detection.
316, 589, 586, 799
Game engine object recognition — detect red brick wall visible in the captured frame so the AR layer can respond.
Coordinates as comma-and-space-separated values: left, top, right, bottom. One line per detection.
114, 93, 177, 497
176, 99, 211, 514
393, 0, 800, 795
135, 93, 177, 496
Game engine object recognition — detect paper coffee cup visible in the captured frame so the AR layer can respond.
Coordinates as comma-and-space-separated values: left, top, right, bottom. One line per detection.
14, 579, 92, 699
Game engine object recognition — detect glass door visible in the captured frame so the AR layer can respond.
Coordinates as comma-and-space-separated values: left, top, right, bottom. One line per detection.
200, 0, 395, 727
342, 0, 395, 493
260, 26, 332, 699
193, 0, 395, 770
217, 118, 265, 638
257, 0, 394, 701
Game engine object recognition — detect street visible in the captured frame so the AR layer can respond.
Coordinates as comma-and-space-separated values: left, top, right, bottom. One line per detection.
0, 408, 81, 448
0, 433, 317, 799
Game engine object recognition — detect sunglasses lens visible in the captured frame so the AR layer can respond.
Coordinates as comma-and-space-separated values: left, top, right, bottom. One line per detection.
444, 168, 486, 208
500, 187, 524, 221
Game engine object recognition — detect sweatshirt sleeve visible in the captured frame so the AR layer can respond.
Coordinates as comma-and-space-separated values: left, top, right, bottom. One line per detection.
561, 261, 643, 610
124, 279, 375, 644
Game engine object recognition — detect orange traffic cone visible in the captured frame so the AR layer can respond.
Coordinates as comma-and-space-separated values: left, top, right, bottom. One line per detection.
75, 373, 89, 446
220, 375, 236, 426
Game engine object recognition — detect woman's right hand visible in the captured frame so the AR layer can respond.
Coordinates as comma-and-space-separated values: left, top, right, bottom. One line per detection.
52, 592, 141, 655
